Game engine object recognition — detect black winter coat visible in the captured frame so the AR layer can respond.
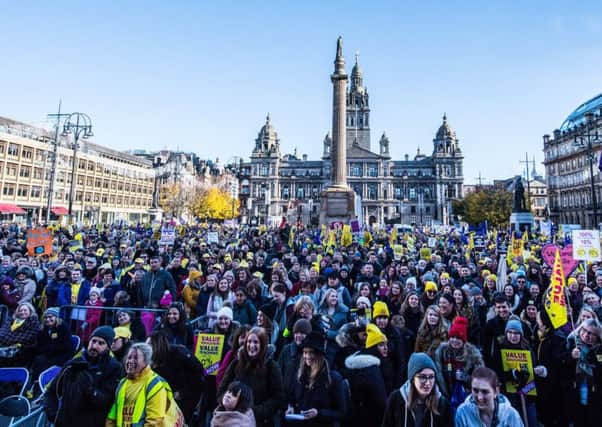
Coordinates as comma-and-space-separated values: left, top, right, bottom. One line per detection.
44, 350, 123, 427
343, 351, 387, 427
535, 329, 568, 427
277, 341, 301, 397
288, 367, 346, 427
154, 344, 205, 422
218, 358, 285, 427
35, 321, 73, 364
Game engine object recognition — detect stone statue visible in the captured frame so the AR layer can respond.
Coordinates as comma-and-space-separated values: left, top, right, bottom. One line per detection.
513, 176, 527, 212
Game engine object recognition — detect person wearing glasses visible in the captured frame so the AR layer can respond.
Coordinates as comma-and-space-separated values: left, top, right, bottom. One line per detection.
382, 352, 451, 427
563, 318, 602, 427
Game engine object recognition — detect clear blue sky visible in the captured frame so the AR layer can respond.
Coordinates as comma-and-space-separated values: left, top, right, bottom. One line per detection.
3, 1, 602, 184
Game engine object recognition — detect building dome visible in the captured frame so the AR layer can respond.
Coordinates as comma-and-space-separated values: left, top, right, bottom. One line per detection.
560, 93, 602, 131
258, 114, 278, 141
435, 113, 456, 140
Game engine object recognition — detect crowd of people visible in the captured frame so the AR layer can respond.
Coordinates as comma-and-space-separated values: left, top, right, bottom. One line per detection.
0, 221, 600, 427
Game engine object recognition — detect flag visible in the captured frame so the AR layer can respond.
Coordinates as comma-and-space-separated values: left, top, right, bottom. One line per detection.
465, 232, 474, 262
288, 226, 294, 248
544, 249, 568, 329
341, 225, 352, 247
363, 231, 373, 247
496, 254, 507, 293
389, 227, 397, 246
327, 230, 336, 248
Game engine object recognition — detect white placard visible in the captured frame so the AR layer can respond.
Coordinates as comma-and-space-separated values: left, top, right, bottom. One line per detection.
159, 227, 175, 245
207, 231, 219, 244
572, 229, 601, 262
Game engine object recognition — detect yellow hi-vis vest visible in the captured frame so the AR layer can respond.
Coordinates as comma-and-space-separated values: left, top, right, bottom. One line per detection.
108, 371, 170, 427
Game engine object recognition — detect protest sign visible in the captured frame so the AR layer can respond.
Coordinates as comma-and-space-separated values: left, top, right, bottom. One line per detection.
393, 244, 404, 261
207, 231, 219, 244
194, 333, 225, 376
350, 219, 360, 233
26, 228, 53, 256
500, 349, 536, 396
159, 227, 176, 245
541, 243, 579, 276
572, 229, 601, 262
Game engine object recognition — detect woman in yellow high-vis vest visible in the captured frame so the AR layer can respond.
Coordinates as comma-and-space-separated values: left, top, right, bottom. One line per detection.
106, 343, 184, 427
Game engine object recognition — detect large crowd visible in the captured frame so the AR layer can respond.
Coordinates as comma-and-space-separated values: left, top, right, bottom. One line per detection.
0, 221, 600, 427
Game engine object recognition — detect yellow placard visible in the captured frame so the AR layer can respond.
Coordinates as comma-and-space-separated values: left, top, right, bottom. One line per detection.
194, 333, 225, 376
500, 349, 536, 396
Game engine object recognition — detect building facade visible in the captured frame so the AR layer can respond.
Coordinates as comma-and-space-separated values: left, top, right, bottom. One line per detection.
0, 117, 155, 224
543, 93, 602, 228
241, 54, 464, 226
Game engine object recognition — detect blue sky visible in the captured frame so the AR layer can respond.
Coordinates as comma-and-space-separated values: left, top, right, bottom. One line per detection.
3, 1, 602, 184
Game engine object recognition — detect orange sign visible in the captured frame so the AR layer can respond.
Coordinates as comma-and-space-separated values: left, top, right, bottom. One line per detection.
26, 228, 53, 256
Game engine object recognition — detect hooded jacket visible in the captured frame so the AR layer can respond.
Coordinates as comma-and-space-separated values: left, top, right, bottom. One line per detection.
455, 393, 524, 427
382, 381, 452, 427
344, 351, 387, 427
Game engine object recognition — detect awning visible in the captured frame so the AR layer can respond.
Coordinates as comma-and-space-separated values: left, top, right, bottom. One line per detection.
0, 203, 26, 214
51, 206, 69, 215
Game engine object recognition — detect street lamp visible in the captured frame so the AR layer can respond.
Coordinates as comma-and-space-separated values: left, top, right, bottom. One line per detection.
61, 113, 93, 222
573, 111, 601, 228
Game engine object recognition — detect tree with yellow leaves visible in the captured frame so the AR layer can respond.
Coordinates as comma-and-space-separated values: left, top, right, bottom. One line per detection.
190, 187, 239, 220
159, 183, 184, 217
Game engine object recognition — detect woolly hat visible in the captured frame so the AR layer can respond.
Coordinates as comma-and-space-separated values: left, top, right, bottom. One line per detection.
43, 307, 60, 318
113, 326, 132, 340
505, 318, 523, 335
89, 287, 102, 297
293, 318, 312, 335
449, 316, 469, 343
372, 301, 390, 318
408, 352, 437, 381
188, 270, 202, 282
91, 326, 115, 346
216, 306, 233, 321
300, 331, 326, 355
440, 272, 450, 280
567, 277, 578, 286
486, 274, 497, 282
365, 323, 387, 349
356, 296, 372, 308
424, 281, 438, 293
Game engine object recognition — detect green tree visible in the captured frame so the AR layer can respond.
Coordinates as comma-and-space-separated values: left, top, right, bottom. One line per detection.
453, 188, 512, 227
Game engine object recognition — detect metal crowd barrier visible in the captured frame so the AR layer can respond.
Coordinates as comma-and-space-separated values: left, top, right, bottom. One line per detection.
57, 305, 209, 338
58, 305, 167, 339
0, 406, 46, 427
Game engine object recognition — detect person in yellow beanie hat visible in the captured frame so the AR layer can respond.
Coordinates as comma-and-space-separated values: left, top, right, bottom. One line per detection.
365, 322, 388, 349
372, 301, 390, 319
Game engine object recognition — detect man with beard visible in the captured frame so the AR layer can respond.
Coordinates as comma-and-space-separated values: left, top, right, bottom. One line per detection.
44, 326, 123, 427
106, 343, 184, 427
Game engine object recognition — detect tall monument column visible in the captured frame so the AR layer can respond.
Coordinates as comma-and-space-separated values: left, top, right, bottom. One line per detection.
320, 37, 356, 225
331, 36, 347, 187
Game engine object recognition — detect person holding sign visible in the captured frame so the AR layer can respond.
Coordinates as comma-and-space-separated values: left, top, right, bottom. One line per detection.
491, 318, 545, 427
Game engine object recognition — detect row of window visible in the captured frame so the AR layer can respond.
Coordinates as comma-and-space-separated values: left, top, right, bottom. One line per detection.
0, 141, 154, 182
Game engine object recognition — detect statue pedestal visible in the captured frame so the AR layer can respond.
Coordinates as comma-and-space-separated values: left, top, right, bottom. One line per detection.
319, 187, 356, 226
510, 212, 534, 233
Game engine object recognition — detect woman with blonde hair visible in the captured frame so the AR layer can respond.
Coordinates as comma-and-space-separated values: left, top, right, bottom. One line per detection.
414, 305, 448, 357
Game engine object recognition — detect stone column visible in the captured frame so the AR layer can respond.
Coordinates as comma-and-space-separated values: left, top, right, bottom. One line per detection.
331, 36, 348, 188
